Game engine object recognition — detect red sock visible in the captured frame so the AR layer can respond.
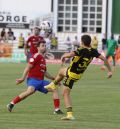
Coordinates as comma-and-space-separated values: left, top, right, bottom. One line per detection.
11, 96, 21, 105
54, 99, 60, 110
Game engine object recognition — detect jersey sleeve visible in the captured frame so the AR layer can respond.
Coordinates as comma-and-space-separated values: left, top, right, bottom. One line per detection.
92, 49, 101, 58
28, 56, 36, 65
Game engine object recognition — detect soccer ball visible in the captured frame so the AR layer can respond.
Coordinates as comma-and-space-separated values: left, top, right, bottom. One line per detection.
40, 21, 53, 30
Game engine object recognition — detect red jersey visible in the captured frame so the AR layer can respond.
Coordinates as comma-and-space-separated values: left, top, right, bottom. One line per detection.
27, 35, 43, 55
28, 53, 46, 80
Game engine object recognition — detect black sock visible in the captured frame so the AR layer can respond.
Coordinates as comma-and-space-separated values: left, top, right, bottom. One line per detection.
53, 80, 58, 85
67, 107, 72, 112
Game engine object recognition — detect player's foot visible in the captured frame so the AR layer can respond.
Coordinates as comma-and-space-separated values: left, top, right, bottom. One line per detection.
54, 109, 64, 115
101, 66, 106, 71
61, 115, 75, 120
107, 71, 112, 78
7, 103, 14, 112
44, 82, 57, 90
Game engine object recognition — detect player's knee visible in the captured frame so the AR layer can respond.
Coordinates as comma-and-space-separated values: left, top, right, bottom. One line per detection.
26, 88, 35, 95
58, 69, 63, 74
59, 68, 65, 76
62, 88, 70, 96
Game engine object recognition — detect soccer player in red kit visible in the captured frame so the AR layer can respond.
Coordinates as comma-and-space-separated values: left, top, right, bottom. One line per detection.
24, 26, 43, 61
7, 40, 63, 114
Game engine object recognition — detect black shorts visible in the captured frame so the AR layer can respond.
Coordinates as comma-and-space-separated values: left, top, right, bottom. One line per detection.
63, 70, 78, 89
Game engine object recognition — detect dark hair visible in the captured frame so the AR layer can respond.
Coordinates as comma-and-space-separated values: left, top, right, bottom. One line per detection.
34, 26, 41, 31
81, 35, 91, 47
37, 40, 46, 47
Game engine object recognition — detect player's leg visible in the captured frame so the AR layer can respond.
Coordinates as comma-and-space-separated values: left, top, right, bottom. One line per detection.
7, 86, 35, 112
62, 87, 72, 109
61, 77, 75, 120
101, 54, 109, 70
52, 89, 63, 114
61, 87, 75, 120
44, 68, 67, 90
111, 55, 116, 71
19, 86, 35, 99
40, 80, 63, 114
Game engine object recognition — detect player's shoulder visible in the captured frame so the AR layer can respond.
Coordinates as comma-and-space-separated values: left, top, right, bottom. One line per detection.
90, 48, 101, 56
75, 46, 86, 54
29, 35, 34, 38
33, 53, 44, 59
76, 46, 84, 52
90, 47, 96, 51
27, 35, 34, 40
29, 53, 41, 63
90, 48, 99, 53
33, 53, 40, 58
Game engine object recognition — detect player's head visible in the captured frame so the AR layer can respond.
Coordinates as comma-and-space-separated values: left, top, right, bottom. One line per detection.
34, 26, 40, 36
81, 35, 91, 47
37, 40, 46, 53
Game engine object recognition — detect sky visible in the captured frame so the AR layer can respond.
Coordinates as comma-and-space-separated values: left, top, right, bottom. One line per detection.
0, 0, 51, 19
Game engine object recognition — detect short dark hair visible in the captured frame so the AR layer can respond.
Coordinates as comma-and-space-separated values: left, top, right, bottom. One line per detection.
37, 40, 46, 47
81, 35, 91, 47
34, 26, 41, 31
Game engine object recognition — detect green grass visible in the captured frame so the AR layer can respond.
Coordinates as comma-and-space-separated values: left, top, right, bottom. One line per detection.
0, 63, 120, 129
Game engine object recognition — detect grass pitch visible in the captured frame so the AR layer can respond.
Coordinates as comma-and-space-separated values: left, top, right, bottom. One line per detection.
0, 63, 120, 129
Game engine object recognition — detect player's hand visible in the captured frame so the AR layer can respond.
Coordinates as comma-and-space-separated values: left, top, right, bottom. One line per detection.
16, 78, 24, 85
107, 72, 112, 78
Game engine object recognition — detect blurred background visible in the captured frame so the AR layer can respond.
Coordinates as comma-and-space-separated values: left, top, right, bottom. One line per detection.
0, 0, 120, 63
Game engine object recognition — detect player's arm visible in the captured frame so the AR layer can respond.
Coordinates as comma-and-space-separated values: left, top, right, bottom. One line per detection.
44, 71, 55, 80
16, 64, 33, 85
98, 55, 112, 78
61, 51, 75, 64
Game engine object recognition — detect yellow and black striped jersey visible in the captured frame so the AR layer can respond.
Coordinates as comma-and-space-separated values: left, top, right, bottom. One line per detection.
68, 47, 101, 79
